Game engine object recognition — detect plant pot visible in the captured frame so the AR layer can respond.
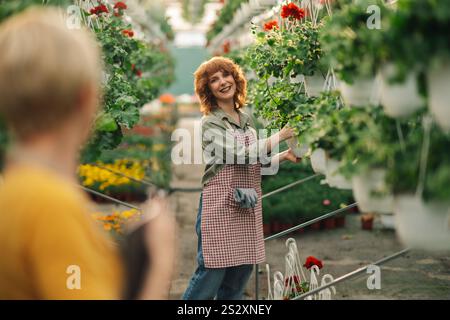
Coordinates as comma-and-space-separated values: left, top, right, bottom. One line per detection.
335, 216, 346, 228
325, 158, 352, 190
305, 73, 326, 97
310, 148, 327, 174
339, 77, 376, 108
379, 64, 424, 118
287, 137, 310, 158
263, 223, 272, 236
351, 168, 393, 214
289, 74, 304, 84
428, 58, 450, 132
361, 215, 374, 231
393, 195, 450, 251
323, 218, 336, 230
309, 221, 322, 231
380, 213, 395, 230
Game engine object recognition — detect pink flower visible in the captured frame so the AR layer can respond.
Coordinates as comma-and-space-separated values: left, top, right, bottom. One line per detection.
323, 199, 331, 206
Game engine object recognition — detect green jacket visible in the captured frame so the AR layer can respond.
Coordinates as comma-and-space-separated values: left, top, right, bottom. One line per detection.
201, 107, 269, 186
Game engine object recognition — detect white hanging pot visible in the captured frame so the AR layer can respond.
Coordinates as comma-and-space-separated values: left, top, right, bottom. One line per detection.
310, 148, 327, 174
325, 158, 352, 190
380, 213, 395, 230
351, 168, 393, 214
287, 137, 309, 158
427, 58, 450, 132
289, 74, 304, 84
305, 73, 326, 97
339, 77, 376, 108
393, 194, 450, 251
379, 63, 424, 118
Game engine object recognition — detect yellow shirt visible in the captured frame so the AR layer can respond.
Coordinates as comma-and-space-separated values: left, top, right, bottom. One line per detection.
0, 165, 123, 299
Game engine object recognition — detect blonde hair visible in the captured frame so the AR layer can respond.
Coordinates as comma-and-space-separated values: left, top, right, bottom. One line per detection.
0, 7, 102, 140
194, 57, 247, 115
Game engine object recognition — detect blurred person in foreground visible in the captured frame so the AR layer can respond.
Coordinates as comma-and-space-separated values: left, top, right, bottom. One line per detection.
0, 7, 175, 299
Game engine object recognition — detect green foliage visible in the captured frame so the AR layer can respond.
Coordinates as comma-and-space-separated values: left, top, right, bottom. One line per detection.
386, 120, 450, 203
262, 160, 354, 223
320, 0, 390, 83
206, 0, 246, 42
386, 0, 450, 74
80, 4, 175, 162
247, 21, 325, 80
0, 0, 71, 22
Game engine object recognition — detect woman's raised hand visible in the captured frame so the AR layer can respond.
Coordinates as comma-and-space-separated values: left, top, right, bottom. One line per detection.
279, 125, 296, 142
284, 148, 302, 163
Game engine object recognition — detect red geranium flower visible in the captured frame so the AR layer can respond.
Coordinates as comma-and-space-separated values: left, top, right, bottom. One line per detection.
122, 29, 134, 37
304, 256, 323, 269
136, 70, 142, 78
281, 2, 305, 20
90, 4, 109, 16
264, 20, 279, 31
114, 1, 127, 10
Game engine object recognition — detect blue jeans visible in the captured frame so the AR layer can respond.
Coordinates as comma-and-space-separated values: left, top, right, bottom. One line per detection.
182, 194, 254, 300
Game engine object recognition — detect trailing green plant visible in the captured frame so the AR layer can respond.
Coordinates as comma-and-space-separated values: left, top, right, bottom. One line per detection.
79, 3, 174, 162
246, 20, 325, 81
383, 0, 450, 82
206, 0, 246, 43
385, 118, 450, 203
320, 0, 390, 83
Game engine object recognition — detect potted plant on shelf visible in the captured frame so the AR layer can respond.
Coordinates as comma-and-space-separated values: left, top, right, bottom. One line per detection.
386, 118, 450, 251
320, 0, 388, 107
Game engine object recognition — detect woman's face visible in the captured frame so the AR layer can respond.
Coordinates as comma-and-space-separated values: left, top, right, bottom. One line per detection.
208, 69, 236, 103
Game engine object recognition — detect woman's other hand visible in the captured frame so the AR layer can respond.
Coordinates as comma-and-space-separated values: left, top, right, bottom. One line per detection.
283, 148, 302, 163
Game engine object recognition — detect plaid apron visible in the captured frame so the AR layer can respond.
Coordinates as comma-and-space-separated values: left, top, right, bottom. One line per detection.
201, 121, 265, 268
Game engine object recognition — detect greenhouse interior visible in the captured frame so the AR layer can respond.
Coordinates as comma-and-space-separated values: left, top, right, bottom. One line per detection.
0, 0, 449, 302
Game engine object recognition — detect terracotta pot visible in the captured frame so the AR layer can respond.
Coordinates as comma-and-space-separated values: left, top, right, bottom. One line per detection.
309, 221, 322, 231
263, 223, 271, 236
323, 218, 336, 230
271, 221, 282, 234
361, 216, 374, 230
335, 216, 346, 228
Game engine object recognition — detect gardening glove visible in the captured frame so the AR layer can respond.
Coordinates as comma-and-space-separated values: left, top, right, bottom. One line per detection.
233, 188, 258, 208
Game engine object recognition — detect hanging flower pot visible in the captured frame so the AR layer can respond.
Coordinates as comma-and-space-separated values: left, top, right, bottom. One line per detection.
310, 148, 327, 174
339, 77, 376, 108
351, 168, 393, 214
379, 64, 424, 118
305, 73, 326, 97
380, 213, 395, 230
287, 137, 309, 158
325, 158, 352, 190
427, 58, 450, 132
393, 194, 450, 251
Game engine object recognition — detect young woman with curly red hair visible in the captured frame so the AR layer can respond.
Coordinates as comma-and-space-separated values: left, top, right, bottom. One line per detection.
182, 57, 300, 300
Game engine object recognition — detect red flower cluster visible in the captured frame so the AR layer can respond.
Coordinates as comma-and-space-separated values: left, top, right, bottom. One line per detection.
114, 1, 127, 10
303, 256, 323, 269
281, 2, 305, 20
122, 29, 134, 37
113, 1, 127, 16
264, 20, 279, 31
90, 4, 109, 15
